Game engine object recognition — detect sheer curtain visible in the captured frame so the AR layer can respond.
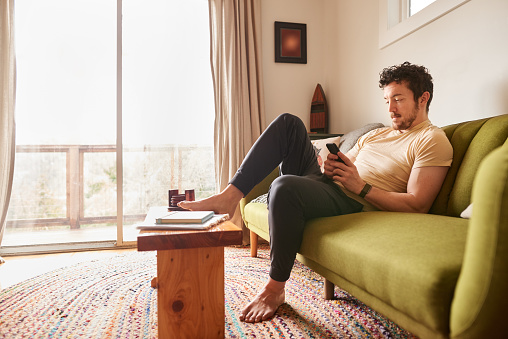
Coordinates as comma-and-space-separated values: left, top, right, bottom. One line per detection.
0, 0, 16, 263
208, 0, 265, 233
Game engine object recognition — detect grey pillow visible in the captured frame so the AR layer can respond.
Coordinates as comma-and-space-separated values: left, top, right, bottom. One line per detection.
339, 123, 385, 153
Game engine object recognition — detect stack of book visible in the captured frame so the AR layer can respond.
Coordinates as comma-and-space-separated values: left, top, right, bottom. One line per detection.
136, 207, 229, 230
156, 211, 214, 224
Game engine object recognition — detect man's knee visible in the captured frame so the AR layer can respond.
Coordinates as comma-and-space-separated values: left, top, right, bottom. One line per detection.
277, 112, 297, 122
268, 175, 303, 209
275, 113, 306, 131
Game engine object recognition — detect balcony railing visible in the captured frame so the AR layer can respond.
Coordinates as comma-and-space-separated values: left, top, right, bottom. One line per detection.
6, 144, 214, 230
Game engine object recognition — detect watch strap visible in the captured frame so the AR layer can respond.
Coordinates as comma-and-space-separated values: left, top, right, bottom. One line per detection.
359, 183, 372, 198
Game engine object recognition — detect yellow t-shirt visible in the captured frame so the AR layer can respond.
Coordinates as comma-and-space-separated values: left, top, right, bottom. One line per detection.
338, 120, 453, 210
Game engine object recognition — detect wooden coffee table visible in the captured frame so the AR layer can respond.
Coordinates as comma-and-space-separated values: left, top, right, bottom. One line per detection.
137, 218, 242, 338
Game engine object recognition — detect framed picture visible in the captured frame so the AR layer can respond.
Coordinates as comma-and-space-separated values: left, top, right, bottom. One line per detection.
274, 21, 307, 64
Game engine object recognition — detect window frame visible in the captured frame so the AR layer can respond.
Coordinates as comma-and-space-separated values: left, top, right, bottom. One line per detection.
379, 0, 471, 49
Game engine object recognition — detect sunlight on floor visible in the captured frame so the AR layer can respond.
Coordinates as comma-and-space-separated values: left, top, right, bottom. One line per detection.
2, 224, 140, 247
0, 248, 137, 291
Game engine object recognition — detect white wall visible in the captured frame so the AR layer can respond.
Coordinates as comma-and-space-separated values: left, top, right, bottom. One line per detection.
322, 0, 383, 132
326, 0, 508, 131
261, 0, 326, 127
261, 0, 508, 133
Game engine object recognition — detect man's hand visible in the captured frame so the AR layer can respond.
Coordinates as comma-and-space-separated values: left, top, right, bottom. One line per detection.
323, 152, 365, 194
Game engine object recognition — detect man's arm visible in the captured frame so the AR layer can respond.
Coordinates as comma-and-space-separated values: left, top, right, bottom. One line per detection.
362, 166, 448, 213
324, 153, 449, 213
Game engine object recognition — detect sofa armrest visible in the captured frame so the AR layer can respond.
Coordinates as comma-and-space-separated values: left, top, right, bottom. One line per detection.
450, 142, 508, 338
239, 167, 279, 219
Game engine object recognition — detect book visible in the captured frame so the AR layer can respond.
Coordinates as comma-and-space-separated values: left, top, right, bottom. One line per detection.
155, 210, 214, 224
137, 212, 229, 231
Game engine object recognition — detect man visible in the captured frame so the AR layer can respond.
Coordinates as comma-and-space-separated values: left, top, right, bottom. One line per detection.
179, 62, 453, 323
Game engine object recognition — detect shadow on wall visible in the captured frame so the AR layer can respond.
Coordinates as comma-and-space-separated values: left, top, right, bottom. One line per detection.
500, 80, 508, 115
491, 79, 508, 117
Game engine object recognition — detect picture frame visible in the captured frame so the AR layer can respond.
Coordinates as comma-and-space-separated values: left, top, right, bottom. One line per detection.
274, 21, 307, 64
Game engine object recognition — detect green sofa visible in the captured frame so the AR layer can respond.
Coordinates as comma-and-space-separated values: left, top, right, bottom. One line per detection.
239, 115, 508, 339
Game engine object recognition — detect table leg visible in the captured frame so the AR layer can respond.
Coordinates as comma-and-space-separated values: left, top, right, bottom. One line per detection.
157, 246, 225, 338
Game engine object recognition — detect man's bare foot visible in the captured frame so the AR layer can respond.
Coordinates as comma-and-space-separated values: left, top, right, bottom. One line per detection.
177, 184, 243, 219
239, 278, 286, 323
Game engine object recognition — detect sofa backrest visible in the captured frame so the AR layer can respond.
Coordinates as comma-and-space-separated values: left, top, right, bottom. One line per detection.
430, 114, 508, 217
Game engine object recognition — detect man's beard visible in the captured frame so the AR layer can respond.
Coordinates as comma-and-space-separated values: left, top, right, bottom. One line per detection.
392, 105, 419, 130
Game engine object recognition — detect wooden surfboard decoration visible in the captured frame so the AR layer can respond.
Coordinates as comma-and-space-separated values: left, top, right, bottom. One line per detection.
310, 84, 328, 133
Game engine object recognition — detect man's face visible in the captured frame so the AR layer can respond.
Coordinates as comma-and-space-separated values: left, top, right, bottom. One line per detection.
383, 81, 421, 131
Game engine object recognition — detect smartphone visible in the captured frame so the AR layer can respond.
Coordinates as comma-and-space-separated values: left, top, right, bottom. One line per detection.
326, 143, 346, 164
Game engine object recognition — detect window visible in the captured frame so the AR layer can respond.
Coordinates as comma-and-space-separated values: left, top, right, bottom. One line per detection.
2, 0, 215, 253
122, 0, 215, 220
410, 0, 437, 16
379, 0, 471, 48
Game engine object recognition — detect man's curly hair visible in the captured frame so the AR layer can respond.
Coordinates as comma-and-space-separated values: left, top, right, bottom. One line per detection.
379, 62, 433, 112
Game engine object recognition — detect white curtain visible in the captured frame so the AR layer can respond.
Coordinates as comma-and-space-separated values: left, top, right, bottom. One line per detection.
208, 0, 265, 190
0, 0, 16, 263
208, 0, 266, 237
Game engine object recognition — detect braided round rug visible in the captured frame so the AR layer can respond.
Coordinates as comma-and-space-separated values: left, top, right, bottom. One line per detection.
0, 245, 417, 338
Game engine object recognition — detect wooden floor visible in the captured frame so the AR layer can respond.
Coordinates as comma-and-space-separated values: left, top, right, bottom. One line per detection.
0, 248, 137, 291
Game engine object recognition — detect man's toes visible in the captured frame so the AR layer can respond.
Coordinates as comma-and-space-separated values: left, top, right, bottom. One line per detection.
262, 312, 273, 321
240, 310, 252, 322
246, 312, 256, 322
245, 310, 266, 323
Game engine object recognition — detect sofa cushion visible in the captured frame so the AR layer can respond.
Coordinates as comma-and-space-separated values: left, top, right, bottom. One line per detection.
431, 114, 508, 216
244, 201, 270, 241
311, 136, 341, 172
339, 123, 385, 153
298, 211, 468, 334
243, 201, 468, 333
460, 203, 473, 218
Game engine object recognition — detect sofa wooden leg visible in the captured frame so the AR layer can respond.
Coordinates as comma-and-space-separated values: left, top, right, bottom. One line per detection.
323, 278, 335, 300
250, 231, 258, 257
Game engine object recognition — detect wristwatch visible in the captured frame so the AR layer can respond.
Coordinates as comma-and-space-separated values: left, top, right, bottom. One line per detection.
359, 183, 372, 198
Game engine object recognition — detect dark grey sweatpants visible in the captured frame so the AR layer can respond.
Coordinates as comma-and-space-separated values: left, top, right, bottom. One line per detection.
229, 113, 363, 282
